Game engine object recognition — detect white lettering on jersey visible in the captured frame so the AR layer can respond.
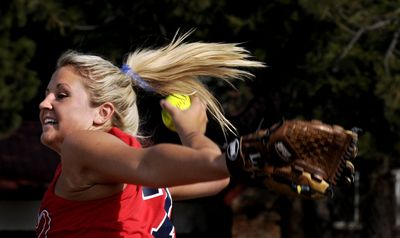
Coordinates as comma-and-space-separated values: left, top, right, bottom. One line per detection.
36, 209, 51, 238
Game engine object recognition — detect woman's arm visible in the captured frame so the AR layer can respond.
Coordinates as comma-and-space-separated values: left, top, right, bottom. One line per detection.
161, 96, 231, 200
60, 131, 229, 188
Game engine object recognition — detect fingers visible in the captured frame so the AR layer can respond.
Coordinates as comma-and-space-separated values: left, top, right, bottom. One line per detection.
160, 95, 208, 135
191, 96, 208, 131
189, 96, 206, 111
160, 95, 205, 116
160, 99, 180, 117
187, 96, 208, 130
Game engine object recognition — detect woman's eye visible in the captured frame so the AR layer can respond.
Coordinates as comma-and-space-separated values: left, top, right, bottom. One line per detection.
57, 93, 68, 99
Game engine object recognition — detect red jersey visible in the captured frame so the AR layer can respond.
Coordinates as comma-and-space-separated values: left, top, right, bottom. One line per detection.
36, 127, 175, 238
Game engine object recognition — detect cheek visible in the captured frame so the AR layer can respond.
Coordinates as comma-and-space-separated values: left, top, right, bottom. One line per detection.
65, 105, 97, 127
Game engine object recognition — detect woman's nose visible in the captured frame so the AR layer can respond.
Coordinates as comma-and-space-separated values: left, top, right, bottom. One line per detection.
39, 95, 53, 110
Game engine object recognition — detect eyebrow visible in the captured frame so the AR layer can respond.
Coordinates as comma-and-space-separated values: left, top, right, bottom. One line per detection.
45, 83, 72, 93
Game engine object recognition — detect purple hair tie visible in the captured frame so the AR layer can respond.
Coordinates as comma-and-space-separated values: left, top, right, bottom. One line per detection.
121, 64, 154, 92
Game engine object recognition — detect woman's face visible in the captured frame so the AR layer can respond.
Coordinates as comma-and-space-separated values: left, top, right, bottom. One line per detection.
39, 66, 99, 153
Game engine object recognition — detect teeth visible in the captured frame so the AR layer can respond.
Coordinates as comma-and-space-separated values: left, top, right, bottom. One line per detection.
44, 118, 57, 125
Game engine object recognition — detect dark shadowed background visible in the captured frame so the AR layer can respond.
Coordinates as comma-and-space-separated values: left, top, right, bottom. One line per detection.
1, 0, 400, 237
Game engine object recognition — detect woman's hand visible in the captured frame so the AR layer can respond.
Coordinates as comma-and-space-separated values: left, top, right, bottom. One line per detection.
160, 96, 209, 147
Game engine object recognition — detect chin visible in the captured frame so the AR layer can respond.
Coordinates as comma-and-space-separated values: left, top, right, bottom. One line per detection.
40, 132, 61, 153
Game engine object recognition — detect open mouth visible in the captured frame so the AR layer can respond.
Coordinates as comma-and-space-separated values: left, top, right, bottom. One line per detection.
43, 118, 58, 125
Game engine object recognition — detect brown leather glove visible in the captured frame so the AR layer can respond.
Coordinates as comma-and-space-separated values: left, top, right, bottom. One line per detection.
225, 119, 359, 199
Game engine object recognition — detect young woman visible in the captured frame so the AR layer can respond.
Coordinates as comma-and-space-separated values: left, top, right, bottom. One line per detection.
36, 32, 264, 237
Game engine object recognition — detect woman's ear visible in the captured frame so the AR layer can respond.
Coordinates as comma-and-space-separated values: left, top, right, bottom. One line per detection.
94, 102, 115, 125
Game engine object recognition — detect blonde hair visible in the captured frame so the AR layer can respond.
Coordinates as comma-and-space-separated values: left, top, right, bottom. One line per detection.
57, 31, 264, 136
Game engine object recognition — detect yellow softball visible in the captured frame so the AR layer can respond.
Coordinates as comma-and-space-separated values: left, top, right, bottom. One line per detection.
161, 94, 191, 131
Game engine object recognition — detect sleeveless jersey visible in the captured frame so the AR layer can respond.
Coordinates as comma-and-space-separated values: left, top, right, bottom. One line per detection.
36, 127, 175, 238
